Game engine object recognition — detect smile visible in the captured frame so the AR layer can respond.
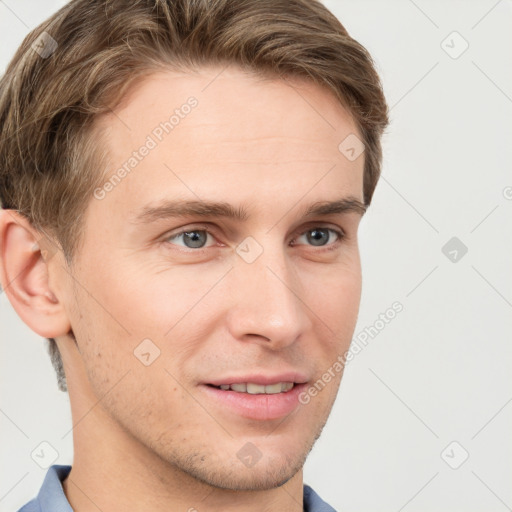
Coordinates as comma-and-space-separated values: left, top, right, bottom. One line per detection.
201, 381, 307, 421
210, 382, 295, 394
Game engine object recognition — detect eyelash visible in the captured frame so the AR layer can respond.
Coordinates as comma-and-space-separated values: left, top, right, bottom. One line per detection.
162, 224, 346, 253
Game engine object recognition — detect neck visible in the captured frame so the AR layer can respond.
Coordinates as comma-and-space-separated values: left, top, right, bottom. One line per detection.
62, 417, 304, 512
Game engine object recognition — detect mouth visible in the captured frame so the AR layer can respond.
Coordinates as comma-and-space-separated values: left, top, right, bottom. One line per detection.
206, 382, 295, 394
200, 376, 308, 421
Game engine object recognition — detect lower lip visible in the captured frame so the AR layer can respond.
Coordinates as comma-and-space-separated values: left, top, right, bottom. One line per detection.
200, 383, 307, 421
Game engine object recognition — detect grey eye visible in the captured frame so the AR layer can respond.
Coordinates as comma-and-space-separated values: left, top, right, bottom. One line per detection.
167, 229, 213, 249
306, 228, 331, 246
296, 228, 342, 247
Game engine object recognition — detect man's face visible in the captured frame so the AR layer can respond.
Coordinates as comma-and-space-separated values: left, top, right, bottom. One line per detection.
58, 66, 365, 490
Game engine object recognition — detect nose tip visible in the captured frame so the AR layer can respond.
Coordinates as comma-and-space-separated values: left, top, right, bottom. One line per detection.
225, 259, 312, 349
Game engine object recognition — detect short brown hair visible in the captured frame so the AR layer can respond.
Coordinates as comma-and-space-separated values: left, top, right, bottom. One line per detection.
0, 0, 389, 392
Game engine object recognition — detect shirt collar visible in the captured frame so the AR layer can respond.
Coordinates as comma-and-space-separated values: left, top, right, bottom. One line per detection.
25, 465, 336, 512
36, 464, 73, 512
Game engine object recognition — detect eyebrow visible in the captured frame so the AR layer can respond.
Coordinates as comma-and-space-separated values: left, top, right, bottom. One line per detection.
130, 196, 367, 225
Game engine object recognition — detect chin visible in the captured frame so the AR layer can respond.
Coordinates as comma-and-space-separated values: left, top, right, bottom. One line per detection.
164, 430, 320, 492
184, 454, 305, 491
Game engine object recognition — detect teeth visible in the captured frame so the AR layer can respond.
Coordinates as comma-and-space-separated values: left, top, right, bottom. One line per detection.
265, 383, 282, 394
247, 383, 266, 394
217, 382, 295, 394
281, 382, 294, 392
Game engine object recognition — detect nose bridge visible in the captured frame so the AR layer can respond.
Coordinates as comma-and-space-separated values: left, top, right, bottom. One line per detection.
226, 240, 311, 346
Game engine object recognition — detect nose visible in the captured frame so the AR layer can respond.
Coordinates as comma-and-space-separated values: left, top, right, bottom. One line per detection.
225, 244, 313, 349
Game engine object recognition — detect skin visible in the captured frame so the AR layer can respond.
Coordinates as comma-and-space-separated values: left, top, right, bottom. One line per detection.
0, 65, 365, 512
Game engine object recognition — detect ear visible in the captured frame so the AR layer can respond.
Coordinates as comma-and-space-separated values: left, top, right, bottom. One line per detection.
0, 209, 71, 338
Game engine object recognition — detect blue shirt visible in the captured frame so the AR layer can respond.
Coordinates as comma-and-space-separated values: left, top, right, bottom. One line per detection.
17, 465, 337, 512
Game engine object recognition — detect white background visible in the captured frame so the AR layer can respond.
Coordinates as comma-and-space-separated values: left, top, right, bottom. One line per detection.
1, 1, 511, 511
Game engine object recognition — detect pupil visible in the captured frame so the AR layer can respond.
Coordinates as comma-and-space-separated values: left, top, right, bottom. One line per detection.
308, 228, 328, 246
184, 231, 206, 248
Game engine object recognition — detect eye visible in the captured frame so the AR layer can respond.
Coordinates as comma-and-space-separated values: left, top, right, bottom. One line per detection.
292, 227, 345, 248
165, 229, 216, 249
163, 225, 345, 251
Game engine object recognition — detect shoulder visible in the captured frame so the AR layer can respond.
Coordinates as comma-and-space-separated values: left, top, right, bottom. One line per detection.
303, 484, 338, 512
16, 464, 72, 512
16, 498, 40, 512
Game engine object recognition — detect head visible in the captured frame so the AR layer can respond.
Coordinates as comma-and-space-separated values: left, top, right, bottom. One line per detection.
0, 0, 388, 491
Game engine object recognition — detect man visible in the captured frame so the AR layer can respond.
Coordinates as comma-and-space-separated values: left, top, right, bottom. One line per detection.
0, 0, 388, 510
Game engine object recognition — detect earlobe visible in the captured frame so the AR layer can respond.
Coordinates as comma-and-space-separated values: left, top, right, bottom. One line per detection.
0, 209, 71, 339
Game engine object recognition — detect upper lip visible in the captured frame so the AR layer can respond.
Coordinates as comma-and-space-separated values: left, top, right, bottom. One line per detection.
206, 372, 309, 386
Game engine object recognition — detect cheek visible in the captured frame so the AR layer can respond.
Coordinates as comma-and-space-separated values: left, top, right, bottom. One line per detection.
97, 256, 226, 339
65, 265, 144, 397
305, 259, 362, 337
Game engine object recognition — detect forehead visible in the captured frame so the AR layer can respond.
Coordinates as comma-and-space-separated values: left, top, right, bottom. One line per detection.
98, 66, 361, 157
90, 66, 364, 224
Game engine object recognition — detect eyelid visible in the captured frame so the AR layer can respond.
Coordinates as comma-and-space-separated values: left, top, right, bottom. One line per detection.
163, 223, 220, 249
291, 226, 345, 250
162, 222, 346, 250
